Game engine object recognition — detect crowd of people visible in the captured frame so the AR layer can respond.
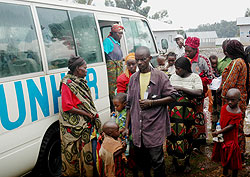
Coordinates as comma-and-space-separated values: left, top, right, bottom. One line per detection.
58, 23, 250, 177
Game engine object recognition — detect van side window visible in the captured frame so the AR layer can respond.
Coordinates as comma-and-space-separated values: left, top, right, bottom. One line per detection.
122, 18, 156, 54
70, 11, 103, 64
0, 3, 42, 78
37, 8, 76, 70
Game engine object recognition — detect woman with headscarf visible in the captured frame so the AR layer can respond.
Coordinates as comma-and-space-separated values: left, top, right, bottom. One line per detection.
116, 53, 137, 93
185, 37, 213, 145
167, 57, 203, 173
103, 24, 125, 111
220, 40, 250, 164
59, 56, 102, 177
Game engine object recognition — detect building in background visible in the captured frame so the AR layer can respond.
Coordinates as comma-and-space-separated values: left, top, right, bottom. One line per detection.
186, 31, 218, 48
237, 17, 250, 46
148, 19, 182, 53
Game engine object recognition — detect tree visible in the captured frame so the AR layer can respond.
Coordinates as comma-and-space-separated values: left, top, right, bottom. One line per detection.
187, 20, 239, 38
245, 8, 250, 17
105, 0, 115, 7
149, 10, 172, 24
74, 0, 93, 5
105, 0, 151, 17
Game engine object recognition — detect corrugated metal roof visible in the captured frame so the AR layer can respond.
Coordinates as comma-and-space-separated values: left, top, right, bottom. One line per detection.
237, 17, 250, 26
148, 19, 182, 32
186, 31, 218, 39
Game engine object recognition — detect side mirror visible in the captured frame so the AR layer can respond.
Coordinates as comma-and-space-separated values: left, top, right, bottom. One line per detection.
161, 39, 168, 50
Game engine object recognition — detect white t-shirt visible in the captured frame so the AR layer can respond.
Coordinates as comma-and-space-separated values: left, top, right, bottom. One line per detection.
175, 46, 185, 59
170, 73, 203, 91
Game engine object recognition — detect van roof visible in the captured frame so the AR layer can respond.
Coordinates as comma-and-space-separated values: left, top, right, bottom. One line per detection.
19, 0, 145, 18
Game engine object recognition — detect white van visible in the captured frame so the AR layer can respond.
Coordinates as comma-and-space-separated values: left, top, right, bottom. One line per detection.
0, 0, 158, 176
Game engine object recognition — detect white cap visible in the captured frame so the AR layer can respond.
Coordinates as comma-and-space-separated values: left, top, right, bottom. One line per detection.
174, 34, 184, 41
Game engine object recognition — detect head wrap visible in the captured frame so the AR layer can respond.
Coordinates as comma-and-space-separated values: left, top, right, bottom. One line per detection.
124, 53, 135, 77
68, 56, 85, 74
185, 37, 200, 49
175, 56, 192, 73
109, 24, 124, 36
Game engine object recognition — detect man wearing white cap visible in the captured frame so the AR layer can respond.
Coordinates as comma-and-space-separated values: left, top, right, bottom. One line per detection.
174, 34, 185, 59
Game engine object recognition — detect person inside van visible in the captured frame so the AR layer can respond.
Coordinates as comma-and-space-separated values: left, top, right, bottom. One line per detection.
103, 23, 124, 111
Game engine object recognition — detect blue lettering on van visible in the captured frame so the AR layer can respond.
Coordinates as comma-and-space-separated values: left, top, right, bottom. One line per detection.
0, 82, 26, 130
27, 77, 49, 122
86, 68, 99, 99
50, 73, 66, 114
0, 68, 99, 131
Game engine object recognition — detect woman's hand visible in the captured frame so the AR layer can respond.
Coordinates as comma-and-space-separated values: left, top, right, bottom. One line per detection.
88, 113, 95, 121
212, 131, 218, 137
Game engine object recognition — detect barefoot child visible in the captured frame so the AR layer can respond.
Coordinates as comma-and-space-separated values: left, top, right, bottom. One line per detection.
212, 88, 242, 177
99, 121, 127, 177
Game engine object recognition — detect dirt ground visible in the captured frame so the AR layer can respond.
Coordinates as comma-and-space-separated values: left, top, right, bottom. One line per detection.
125, 80, 250, 176
126, 136, 250, 177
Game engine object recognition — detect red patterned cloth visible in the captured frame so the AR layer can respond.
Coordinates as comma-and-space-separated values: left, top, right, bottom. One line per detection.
212, 105, 242, 170
221, 58, 250, 153
185, 37, 200, 49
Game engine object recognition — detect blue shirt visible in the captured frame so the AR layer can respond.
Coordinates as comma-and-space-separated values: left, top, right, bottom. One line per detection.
103, 36, 120, 54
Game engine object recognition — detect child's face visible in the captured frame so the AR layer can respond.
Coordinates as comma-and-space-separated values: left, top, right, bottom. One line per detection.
210, 58, 218, 69
157, 58, 165, 66
113, 99, 125, 112
126, 59, 137, 74
167, 56, 176, 66
226, 94, 240, 109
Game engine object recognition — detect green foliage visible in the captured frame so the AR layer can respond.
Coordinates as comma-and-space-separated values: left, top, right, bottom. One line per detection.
105, 0, 115, 7
150, 10, 168, 20
187, 20, 239, 38
75, 0, 93, 5
245, 8, 250, 17
105, 0, 151, 17
149, 10, 172, 24
75, 0, 87, 4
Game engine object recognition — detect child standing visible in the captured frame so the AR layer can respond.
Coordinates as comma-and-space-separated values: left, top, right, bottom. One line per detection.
99, 121, 127, 177
112, 93, 139, 177
209, 55, 221, 130
212, 88, 242, 177
112, 93, 127, 134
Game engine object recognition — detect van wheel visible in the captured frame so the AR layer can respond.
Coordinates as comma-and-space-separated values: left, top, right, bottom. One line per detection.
32, 122, 61, 177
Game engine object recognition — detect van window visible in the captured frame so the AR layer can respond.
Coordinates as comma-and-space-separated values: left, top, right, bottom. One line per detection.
122, 18, 156, 54
0, 3, 42, 78
37, 8, 75, 70
69, 11, 103, 64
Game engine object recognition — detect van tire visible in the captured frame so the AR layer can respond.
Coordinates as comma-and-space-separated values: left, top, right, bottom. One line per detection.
32, 122, 61, 177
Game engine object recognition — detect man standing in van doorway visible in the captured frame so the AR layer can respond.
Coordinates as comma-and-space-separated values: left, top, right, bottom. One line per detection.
174, 34, 185, 59
103, 24, 124, 111
124, 46, 177, 177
